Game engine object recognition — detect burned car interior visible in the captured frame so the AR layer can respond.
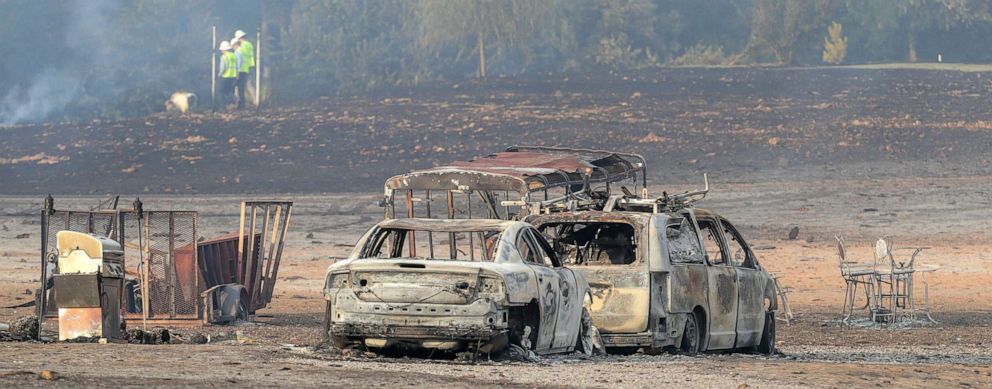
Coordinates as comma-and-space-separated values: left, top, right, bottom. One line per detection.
666, 218, 705, 264
361, 227, 501, 262
538, 222, 638, 266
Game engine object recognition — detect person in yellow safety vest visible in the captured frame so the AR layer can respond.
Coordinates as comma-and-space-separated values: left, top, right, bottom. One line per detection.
217, 40, 238, 109
231, 39, 243, 108
233, 30, 255, 109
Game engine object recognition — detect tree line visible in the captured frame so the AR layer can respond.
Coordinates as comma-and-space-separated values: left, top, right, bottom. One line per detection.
2, 0, 991, 123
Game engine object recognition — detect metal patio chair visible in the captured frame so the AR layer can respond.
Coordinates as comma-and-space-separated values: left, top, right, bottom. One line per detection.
835, 236, 876, 324
872, 238, 924, 324
770, 272, 794, 325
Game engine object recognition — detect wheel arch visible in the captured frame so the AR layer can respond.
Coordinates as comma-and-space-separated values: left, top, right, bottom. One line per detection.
693, 305, 708, 351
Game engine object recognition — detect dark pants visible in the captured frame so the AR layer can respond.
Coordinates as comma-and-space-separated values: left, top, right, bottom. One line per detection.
236, 73, 248, 109
220, 77, 236, 108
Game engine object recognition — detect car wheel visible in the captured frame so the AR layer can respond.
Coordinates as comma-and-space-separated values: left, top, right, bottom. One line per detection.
755, 310, 776, 355
236, 299, 250, 321
680, 312, 701, 355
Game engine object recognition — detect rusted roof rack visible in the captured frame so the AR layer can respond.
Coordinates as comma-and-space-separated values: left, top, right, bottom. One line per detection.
605, 173, 710, 214
384, 146, 646, 196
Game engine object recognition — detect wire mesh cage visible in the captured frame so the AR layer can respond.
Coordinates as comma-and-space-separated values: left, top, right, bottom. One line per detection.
39, 210, 122, 318
39, 199, 200, 324
121, 211, 198, 321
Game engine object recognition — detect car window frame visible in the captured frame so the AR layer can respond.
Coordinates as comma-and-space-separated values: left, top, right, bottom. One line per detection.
718, 218, 757, 270
664, 216, 706, 265
515, 228, 541, 265
525, 228, 563, 268
695, 217, 730, 267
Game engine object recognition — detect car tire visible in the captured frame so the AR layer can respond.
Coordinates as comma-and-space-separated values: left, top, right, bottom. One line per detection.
679, 312, 701, 355
236, 299, 250, 322
755, 310, 776, 355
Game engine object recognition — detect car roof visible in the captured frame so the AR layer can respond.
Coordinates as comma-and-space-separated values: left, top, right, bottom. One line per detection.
527, 210, 653, 225
384, 146, 645, 194
527, 208, 722, 224
377, 218, 518, 232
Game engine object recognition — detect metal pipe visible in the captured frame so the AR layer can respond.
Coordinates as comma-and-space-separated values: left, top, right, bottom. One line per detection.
168, 212, 176, 318
263, 204, 291, 307
447, 191, 456, 259
252, 204, 271, 307
426, 190, 434, 258
37, 195, 52, 328
467, 194, 474, 261
211, 26, 216, 110
255, 29, 261, 108
405, 190, 416, 257
236, 202, 246, 285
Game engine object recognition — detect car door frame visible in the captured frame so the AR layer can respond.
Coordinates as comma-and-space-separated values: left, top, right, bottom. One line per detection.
719, 217, 766, 348
516, 228, 562, 353
693, 214, 739, 351
526, 228, 581, 351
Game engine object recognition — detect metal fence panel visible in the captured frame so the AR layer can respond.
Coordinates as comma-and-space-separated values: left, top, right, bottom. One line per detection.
122, 211, 198, 320
40, 210, 121, 318
40, 205, 200, 322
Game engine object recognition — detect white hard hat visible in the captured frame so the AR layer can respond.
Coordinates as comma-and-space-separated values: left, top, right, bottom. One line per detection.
219, 41, 231, 51
234, 30, 246, 40
230, 39, 239, 46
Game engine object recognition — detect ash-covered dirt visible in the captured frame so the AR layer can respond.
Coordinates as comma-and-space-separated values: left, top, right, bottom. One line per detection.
1, 67, 991, 195
0, 67, 991, 387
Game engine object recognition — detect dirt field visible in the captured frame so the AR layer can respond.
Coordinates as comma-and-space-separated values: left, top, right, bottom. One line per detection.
1, 67, 991, 387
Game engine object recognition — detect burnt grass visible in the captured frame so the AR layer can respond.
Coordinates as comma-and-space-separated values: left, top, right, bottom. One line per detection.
1, 67, 991, 195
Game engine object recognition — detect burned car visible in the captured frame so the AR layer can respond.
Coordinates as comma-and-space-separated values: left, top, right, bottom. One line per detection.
322, 218, 593, 355
528, 204, 778, 355
380, 147, 779, 355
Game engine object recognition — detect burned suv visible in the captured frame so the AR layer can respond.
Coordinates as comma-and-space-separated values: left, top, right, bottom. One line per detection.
528, 206, 777, 354
322, 218, 593, 356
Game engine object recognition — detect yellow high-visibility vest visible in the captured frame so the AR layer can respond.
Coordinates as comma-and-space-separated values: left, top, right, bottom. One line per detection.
221, 51, 238, 78
238, 40, 255, 72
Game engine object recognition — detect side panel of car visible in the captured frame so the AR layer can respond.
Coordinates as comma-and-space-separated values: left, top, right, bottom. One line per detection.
734, 267, 765, 347
720, 218, 768, 348
585, 268, 651, 333
495, 224, 543, 305
515, 228, 561, 352
694, 215, 739, 350
525, 215, 652, 337
658, 213, 708, 315
526, 227, 583, 351
551, 268, 582, 350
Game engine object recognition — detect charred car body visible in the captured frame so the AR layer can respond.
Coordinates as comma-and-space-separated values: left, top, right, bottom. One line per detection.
527, 200, 778, 354
322, 218, 592, 355
380, 146, 779, 354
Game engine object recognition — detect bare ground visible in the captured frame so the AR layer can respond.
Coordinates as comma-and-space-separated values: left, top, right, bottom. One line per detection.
1, 67, 991, 387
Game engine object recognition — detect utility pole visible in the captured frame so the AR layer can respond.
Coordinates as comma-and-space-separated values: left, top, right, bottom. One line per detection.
211, 25, 216, 111
255, 28, 261, 109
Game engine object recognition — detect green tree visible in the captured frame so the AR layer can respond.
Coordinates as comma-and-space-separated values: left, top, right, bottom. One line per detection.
278, 0, 418, 96
898, 0, 992, 62
415, 0, 559, 78
735, 0, 835, 64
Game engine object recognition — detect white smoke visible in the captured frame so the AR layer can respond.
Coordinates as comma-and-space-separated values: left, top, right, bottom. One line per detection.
0, 70, 82, 126
0, 0, 116, 126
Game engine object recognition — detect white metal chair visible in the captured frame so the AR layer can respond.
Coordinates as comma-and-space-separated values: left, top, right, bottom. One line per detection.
835, 237, 875, 324
873, 238, 925, 324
